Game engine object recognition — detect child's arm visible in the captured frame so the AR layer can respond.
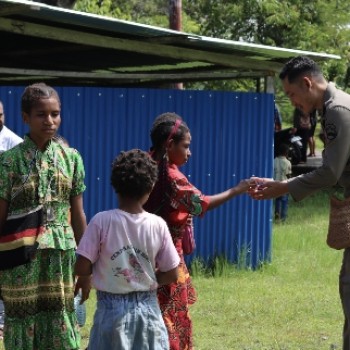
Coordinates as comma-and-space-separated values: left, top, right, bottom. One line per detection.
207, 179, 250, 210
75, 255, 92, 303
156, 266, 179, 285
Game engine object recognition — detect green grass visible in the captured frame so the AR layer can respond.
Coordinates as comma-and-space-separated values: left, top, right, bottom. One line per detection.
190, 190, 342, 350
0, 190, 343, 350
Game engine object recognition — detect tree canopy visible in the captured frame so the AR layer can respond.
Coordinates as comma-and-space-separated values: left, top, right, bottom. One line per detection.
73, 0, 350, 120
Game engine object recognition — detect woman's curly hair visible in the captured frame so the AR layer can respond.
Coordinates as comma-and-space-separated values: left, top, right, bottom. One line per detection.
111, 149, 158, 199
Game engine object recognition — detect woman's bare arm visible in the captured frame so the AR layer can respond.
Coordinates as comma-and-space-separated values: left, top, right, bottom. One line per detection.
70, 194, 87, 245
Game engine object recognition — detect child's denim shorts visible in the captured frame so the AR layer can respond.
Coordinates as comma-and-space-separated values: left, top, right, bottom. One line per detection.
88, 290, 169, 350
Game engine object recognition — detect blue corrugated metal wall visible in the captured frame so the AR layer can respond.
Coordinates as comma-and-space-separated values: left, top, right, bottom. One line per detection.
0, 86, 274, 269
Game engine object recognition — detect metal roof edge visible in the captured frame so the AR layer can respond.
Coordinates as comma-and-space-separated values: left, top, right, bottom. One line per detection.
0, 0, 341, 61
189, 36, 341, 60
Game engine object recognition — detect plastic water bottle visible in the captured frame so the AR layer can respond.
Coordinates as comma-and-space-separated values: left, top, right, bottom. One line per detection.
74, 290, 86, 327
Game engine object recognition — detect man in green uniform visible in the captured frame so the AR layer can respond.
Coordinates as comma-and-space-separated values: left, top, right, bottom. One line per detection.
250, 55, 350, 350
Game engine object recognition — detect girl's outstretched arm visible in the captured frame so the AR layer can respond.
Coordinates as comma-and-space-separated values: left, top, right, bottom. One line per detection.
207, 179, 250, 210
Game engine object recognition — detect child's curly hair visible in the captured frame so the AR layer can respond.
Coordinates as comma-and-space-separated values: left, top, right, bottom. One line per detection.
111, 149, 158, 199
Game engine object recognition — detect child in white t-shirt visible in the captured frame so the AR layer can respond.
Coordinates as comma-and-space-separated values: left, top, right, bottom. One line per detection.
75, 149, 180, 350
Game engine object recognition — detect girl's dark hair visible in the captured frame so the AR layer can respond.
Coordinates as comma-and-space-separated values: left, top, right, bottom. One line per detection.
111, 149, 158, 199
144, 112, 190, 218
21, 82, 61, 114
150, 112, 189, 153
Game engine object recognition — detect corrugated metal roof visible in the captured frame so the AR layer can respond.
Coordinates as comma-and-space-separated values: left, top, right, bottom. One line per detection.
0, 0, 340, 87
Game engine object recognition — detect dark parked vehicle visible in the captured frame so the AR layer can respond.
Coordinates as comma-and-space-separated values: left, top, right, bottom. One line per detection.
274, 128, 303, 165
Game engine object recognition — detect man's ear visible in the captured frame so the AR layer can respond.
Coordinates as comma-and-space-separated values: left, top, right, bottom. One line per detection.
302, 76, 312, 90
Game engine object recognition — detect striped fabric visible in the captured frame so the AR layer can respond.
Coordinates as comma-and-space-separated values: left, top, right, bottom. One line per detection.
0, 206, 43, 270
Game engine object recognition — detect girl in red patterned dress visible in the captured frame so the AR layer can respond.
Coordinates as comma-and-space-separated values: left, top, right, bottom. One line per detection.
144, 112, 249, 350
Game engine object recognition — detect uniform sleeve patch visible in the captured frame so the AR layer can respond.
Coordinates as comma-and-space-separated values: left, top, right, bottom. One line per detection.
325, 123, 337, 140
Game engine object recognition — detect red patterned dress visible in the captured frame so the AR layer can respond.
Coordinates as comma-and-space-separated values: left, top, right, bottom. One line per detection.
144, 162, 210, 350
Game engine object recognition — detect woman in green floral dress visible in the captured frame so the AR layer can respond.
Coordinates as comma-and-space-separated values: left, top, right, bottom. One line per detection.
0, 83, 87, 350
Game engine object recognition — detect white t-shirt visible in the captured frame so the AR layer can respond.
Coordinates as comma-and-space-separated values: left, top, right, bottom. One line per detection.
274, 156, 292, 181
77, 209, 180, 294
0, 126, 23, 152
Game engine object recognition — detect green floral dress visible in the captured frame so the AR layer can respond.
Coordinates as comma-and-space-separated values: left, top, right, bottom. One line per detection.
0, 135, 86, 350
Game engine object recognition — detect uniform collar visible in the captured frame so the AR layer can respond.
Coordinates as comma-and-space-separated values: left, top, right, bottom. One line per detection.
321, 82, 337, 117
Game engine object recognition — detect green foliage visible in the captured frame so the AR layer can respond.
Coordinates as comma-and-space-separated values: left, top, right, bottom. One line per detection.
186, 0, 350, 94
74, 0, 125, 18
185, 0, 350, 53
190, 257, 207, 278
190, 246, 265, 278
186, 79, 258, 93
72, 0, 350, 104
211, 255, 235, 277
74, 0, 200, 32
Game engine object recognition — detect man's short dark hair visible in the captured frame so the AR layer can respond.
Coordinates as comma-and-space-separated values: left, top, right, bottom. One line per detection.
279, 56, 322, 83
111, 149, 158, 199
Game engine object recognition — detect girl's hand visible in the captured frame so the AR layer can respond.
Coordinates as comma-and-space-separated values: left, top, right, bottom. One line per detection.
249, 178, 288, 200
247, 177, 273, 196
235, 179, 251, 194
